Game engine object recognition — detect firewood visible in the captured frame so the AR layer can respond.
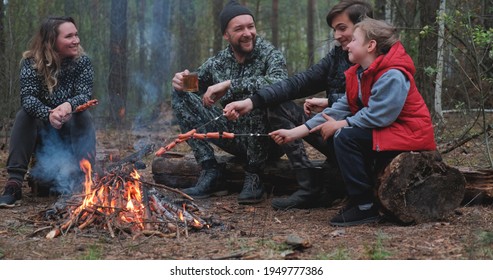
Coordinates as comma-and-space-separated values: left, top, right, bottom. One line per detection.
141, 180, 194, 201
46, 227, 61, 239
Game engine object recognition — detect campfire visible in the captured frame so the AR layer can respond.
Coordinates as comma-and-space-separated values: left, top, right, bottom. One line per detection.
43, 158, 210, 239
27, 100, 213, 239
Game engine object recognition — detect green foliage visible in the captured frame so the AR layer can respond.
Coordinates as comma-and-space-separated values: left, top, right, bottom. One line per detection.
257, 238, 290, 252
424, 66, 438, 77
79, 244, 104, 260
316, 246, 351, 260
365, 232, 391, 260
466, 230, 493, 259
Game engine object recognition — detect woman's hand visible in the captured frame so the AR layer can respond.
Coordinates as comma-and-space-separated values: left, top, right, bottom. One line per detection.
304, 97, 329, 115
49, 102, 72, 129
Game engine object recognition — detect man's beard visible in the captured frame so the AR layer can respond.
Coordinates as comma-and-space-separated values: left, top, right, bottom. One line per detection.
230, 36, 256, 57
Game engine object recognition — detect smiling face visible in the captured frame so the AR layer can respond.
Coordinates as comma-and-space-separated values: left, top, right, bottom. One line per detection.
223, 14, 256, 61
347, 27, 377, 68
55, 22, 80, 59
330, 12, 355, 51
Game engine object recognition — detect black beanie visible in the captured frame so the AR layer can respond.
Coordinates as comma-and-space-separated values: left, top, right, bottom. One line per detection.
220, 0, 254, 34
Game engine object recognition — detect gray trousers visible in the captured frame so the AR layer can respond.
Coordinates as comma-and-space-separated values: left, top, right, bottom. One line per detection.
7, 109, 96, 182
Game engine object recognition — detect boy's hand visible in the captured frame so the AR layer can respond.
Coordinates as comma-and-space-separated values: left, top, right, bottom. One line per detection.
310, 113, 348, 140
270, 125, 310, 145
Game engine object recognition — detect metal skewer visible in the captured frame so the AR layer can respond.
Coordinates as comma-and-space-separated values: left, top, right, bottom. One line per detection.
195, 114, 224, 130
231, 133, 270, 137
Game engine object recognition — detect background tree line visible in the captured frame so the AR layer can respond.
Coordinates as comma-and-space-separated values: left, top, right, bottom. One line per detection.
0, 0, 491, 162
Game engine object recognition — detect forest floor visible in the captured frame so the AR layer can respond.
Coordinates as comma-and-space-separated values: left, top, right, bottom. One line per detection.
0, 106, 492, 261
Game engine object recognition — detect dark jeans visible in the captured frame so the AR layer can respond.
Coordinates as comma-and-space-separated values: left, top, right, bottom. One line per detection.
333, 126, 400, 204
6, 109, 96, 183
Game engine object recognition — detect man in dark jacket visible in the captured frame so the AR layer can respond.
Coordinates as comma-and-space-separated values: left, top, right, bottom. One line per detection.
224, 0, 373, 210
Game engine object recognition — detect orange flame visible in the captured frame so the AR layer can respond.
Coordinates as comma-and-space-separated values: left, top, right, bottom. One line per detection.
67, 158, 206, 233
74, 159, 147, 230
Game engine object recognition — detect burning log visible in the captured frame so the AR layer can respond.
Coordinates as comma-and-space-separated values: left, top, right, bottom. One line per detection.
43, 158, 212, 239
106, 144, 154, 172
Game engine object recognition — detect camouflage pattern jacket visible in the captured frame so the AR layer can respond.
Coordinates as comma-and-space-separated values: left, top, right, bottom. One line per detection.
197, 36, 288, 107
250, 45, 351, 108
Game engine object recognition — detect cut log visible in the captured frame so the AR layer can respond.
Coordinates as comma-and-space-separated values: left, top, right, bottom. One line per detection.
151, 152, 330, 195
377, 151, 466, 224
458, 167, 493, 205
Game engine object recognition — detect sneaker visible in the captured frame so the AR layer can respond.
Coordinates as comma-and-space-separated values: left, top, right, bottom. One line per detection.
237, 171, 265, 204
182, 168, 227, 199
0, 180, 23, 208
329, 203, 380, 227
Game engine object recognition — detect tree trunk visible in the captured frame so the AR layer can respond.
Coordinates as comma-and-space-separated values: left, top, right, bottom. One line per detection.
212, 0, 224, 54
434, 0, 446, 121
135, 0, 146, 110
108, 0, 128, 125
307, 0, 315, 66
178, 0, 198, 70
150, 0, 171, 101
271, 0, 279, 48
416, 0, 440, 109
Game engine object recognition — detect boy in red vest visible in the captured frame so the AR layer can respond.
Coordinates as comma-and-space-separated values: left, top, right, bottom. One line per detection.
270, 18, 436, 226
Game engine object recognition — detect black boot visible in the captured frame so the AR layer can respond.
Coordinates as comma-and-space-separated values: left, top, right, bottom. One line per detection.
0, 180, 23, 208
238, 171, 265, 204
182, 167, 227, 199
271, 167, 329, 210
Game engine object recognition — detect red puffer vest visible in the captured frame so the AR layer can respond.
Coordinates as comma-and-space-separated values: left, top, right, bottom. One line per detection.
344, 41, 436, 152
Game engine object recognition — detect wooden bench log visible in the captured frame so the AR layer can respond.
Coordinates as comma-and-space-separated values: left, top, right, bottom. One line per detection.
459, 167, 493, 205
151, 152, 345, 195
152, 151, 476, 224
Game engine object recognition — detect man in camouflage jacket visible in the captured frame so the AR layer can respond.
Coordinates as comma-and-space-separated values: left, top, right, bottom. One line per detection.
171, 0, 287, 204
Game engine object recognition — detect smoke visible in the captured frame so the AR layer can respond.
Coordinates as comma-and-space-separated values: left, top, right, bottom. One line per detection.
129, 72, 164, 134
29, 127, 84, 195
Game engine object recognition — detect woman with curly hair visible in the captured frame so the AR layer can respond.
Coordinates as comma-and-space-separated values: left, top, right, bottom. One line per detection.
0, 16, 96, 207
